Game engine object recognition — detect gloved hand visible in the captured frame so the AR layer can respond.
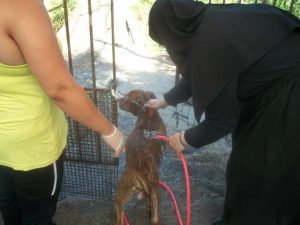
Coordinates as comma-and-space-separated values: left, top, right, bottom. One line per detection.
144, 98, 168, 109
168, 131, 188, 154
102, 125, 125, 158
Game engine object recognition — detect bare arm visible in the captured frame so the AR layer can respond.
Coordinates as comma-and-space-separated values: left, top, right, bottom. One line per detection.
6, 0, 114, 136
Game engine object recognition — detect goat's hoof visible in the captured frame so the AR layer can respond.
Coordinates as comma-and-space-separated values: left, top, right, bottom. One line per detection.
151, 221, 161, 225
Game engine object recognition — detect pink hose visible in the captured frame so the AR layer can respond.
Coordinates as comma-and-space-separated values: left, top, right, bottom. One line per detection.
179, 151, 191, 225
158, 135, 191, 225
123, 213, 129, 225
123, 135, 191, 225
159, 181, 184, 225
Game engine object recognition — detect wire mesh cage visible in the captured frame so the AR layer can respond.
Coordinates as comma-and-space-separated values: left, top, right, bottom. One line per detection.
61, 88, 118, 200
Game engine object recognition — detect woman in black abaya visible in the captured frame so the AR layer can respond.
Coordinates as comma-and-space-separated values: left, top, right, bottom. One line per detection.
144, 0, 300, 224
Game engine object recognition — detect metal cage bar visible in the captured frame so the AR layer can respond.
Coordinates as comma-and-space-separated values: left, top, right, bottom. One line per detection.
63, 0, 73, 74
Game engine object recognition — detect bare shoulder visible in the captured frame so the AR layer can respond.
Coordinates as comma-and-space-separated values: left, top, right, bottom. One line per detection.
5, 0, 50, 33
0, 0, 21, 64
0, 0, 47, 65
0, 0, 46, 28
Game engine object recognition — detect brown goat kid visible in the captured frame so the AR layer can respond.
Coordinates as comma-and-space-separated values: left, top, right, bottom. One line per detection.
115, 89, 167, 225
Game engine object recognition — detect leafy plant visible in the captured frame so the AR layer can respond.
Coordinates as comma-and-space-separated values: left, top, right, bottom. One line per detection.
47, 0, 77, 32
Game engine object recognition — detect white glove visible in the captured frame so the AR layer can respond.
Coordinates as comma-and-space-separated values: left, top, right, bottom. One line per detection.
102, 125, 125, 158
144, 98, 168, 109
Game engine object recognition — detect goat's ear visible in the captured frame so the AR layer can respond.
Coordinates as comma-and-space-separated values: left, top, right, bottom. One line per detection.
146, 91, 156, 99
130, 105, 143, 116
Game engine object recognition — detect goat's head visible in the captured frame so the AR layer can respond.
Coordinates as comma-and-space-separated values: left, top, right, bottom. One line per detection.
118, 89, 156, 116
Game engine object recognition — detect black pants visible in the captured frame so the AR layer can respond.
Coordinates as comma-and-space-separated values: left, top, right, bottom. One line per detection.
0, 156, 64, 225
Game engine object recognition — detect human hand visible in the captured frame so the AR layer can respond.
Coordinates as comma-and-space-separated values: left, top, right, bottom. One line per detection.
102, 125, 125, 158
144, 98, 168, 110
168, 131, 188, 154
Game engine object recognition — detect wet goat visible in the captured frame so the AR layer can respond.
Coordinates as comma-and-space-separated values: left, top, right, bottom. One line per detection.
115, 89, 166, 225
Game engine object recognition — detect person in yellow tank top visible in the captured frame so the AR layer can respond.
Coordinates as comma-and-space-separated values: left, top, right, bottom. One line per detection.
0, 1, 125, 225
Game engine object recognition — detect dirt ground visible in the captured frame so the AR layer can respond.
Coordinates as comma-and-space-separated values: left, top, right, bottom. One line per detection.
0, 1, 232, 225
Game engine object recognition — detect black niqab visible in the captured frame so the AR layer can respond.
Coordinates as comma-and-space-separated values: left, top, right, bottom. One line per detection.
149, 0, 300, 121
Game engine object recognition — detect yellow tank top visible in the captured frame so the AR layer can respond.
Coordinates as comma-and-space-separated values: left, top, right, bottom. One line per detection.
0, 63, 68, 171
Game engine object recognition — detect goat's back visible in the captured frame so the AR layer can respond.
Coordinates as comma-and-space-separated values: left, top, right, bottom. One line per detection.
125, 129, 162, 173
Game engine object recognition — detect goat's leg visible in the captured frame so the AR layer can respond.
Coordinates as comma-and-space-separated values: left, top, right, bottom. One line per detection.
145, 193, 152, 220
115, 175, 133, 225
150, 188, 160, 225
115, 197, 125, 225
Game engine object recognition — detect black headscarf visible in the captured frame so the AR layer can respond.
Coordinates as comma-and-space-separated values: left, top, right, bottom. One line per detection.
149, 0, 300, 121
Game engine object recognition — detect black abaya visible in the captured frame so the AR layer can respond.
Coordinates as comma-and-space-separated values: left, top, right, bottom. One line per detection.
225, 74, 300, 224
223, 31, 300, 225
148, 0, 300, 224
